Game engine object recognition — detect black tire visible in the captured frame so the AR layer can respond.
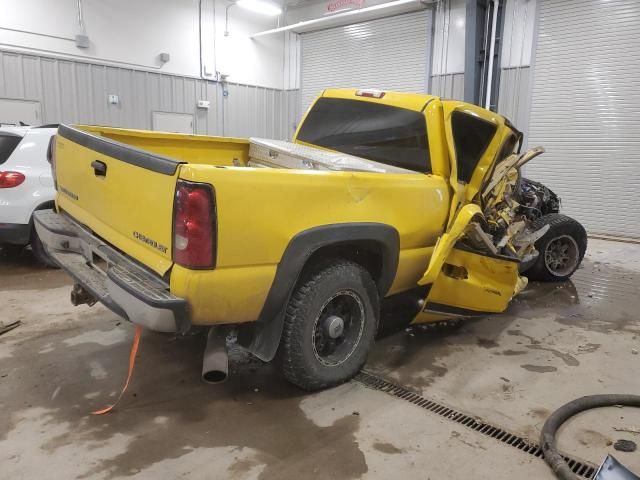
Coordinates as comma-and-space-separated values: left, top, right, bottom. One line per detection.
523, 213, 587, 282
30, 228, 59, 268
0, 243, 24, 256
280, 259, 379, 391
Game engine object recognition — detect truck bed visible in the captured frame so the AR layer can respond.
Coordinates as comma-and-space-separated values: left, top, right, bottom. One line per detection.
78, 125, 251, 167
51, 123, 450, 327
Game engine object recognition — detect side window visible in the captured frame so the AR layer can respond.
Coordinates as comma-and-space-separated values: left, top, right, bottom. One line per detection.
0, 133, 22, 165
451, 111, 497, 183
496, 134, 518, 163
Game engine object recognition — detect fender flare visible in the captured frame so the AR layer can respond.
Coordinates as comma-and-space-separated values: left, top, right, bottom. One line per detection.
244, 223, 400, 362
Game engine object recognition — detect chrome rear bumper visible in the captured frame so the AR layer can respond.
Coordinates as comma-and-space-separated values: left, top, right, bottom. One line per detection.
33, 209, 189, 332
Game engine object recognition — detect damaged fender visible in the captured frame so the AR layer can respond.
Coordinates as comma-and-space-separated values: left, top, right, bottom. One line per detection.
418, 203, 483, 286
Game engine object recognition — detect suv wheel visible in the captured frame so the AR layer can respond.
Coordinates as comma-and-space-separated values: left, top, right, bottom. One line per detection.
280, 259, 379, 391
30, 228, 59, 268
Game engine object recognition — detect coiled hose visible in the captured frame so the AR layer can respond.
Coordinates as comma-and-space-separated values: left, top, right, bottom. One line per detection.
541, 394, 640, 479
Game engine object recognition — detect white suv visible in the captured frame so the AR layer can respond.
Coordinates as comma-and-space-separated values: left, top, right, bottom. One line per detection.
0, 125, 58, 266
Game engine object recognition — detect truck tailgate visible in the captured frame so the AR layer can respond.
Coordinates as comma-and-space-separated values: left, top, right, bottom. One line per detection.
54, 124, 183, 275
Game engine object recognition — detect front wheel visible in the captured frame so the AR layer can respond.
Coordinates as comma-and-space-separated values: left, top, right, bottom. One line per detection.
280, 259, 379, 391
522, 214, 587, 282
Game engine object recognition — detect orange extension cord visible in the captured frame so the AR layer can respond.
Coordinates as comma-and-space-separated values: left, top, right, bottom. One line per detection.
92, 325, 142, 415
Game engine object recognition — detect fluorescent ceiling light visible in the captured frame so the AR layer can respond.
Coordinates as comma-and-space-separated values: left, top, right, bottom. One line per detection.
236, 0, 282, 16
252, 0, 429, 37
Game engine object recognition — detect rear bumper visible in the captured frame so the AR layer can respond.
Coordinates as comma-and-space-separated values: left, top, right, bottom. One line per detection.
0, 222, 30, 245
33, 209, 190, 333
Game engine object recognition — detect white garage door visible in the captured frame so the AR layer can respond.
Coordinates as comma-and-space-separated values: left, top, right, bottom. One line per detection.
526, 0, 640, 239
300, 11, 432, 117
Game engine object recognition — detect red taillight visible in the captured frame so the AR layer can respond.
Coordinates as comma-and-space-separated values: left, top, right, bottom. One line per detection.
173, 180, 216, 268
0, 171, 26, 188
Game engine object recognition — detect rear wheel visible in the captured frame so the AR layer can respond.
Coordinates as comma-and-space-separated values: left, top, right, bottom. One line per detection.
523, 214, 587, 281
280, 259, 379, 391
30, 228, 58, 268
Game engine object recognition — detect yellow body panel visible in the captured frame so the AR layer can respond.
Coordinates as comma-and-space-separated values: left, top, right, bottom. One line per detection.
418, 203, 482, 286
80, 125, 250, 166
54, 88, 523, 327
55, 135, 178, 275
296, 89, 451, 178
176, 165, 449, 324
409, 100, 524, 324
439, 101, 510, 204
413, 247, 520, 324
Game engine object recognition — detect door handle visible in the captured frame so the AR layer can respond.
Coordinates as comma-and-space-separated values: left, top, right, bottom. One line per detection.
91, 160, 107, 177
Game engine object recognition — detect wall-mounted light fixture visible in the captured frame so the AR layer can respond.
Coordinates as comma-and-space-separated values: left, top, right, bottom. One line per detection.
252, 0, 430, 37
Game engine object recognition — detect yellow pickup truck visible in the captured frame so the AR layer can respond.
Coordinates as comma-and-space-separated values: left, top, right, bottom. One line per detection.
34, 88, 586, 390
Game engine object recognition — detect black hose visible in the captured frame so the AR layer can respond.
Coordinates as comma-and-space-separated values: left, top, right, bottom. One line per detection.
541, 394, 640, 480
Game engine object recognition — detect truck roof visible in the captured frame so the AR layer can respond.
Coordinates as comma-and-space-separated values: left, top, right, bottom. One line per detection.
321, 88, 439, 112
320, 88, 514, 130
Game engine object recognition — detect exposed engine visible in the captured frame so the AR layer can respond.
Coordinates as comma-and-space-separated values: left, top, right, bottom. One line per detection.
464, 147, 560, 267
518, 178, 560, 219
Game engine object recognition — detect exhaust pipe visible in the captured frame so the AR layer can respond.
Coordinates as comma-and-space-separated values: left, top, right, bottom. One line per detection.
202, 328, 228, 384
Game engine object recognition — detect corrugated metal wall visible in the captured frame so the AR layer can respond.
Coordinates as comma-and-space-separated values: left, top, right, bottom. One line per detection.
430, 73, 464, 99
497, 0, 536, 139
526, 0, 640, 239
300, 11, 433, 116
496, 66, 530, 133
0, 49, 299, 140
223, 83, 299, 140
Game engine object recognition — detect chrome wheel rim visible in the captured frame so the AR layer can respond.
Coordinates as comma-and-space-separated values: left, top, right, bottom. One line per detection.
544, 235, 579, 277
312, 290, 365, 367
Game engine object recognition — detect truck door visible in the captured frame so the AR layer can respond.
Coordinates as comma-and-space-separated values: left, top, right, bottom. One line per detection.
413, 103, 524, 322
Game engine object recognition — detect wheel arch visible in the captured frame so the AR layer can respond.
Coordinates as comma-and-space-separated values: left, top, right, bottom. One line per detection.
243, 223, 400, 362
29, 201, 56, 234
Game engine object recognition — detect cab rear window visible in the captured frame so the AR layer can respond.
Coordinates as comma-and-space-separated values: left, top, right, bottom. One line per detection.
297, 97, 431, 173
0, 133, 22, 165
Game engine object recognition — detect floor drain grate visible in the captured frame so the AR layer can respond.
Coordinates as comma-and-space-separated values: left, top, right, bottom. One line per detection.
354, 370, 597, 479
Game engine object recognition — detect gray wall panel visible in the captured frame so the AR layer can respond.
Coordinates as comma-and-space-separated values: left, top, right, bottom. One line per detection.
75, 63, 93, 125
526, 0, 640, 239
2, 53, 23, 98
21, 56, 41, 100
221, 83, 297, 140
59, 62, 77, 123
0, 49, 297, 140
430, 73, 464, 99
40, 58, 61, 123
496, 66, 530, 134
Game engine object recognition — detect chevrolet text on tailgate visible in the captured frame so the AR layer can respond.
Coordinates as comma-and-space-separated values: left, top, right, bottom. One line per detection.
35, 89, 587, 390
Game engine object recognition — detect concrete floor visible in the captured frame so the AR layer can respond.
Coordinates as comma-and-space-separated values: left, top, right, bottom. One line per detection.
1, 238, 639, 479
